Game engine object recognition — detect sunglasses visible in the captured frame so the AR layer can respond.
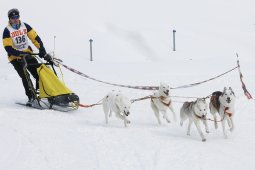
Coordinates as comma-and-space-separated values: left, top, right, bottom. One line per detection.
10, 15, 20, 20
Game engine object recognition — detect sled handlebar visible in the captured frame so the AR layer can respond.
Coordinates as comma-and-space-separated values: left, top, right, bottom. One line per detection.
22, 54, 32, 69
21, 54, 52, 69
19, 53, 39, 57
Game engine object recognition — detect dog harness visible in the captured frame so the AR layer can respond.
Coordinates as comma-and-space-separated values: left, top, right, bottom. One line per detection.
224, 107, 232, 117
151, 96, 171, 107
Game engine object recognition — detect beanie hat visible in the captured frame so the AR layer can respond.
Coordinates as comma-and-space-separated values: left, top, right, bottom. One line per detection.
8, 8, 20, 19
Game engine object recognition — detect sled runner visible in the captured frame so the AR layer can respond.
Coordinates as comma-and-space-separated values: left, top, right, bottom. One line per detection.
20, 54, 79, 112
16, 102, 45, 110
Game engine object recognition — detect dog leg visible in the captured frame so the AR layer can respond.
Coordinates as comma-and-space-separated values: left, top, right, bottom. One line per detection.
227, 118, 231, 128
155, 111, 161, 125
124, 115, 131, 127
123, 117, 127, 127
209, 103, 218, 129
194, 121, 206, 142
109, 110, 112, 117
221, 117, 228, 139
103, 102, 109, 124
180, 109, 187, 126
116, 112, 129, 127
162, 111, 171, 123
105, 111, 109, 124
229, 117, 234, 132
226, 116, 233, 131
180, 119, 183, 126
169, 105, 177, 122
213, 114, 218, 129
187, 119, 193, 136
203, 119, 209, 133
151, 101, 161, 125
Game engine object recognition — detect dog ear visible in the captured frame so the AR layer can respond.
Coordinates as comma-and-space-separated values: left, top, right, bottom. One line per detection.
222, 87, 227, 95
229, 87, 235, 96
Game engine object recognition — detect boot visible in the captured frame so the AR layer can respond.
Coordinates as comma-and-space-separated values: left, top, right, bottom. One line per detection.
26, 98, 34, 107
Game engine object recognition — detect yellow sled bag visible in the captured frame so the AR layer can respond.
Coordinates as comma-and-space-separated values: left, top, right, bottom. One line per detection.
37, 64, 79, 108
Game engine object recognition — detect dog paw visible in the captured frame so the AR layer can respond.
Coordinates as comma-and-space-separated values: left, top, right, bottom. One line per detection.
202, 138, 206, 142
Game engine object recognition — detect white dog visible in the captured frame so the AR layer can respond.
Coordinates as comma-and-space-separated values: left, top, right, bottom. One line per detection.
102, 91, 131, 127
150, 83, 176, 125
209, 87, 236, 138
180, 98, 209, 142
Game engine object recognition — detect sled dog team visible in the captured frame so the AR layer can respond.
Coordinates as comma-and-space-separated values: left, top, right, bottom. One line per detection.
102, 83, 236, 142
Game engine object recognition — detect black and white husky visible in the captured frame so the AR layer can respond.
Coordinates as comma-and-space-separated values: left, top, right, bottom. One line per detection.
150, 83, 176, 125
180, 98, 209, 142
209, 87, 236, 138
102, 91, 131, 127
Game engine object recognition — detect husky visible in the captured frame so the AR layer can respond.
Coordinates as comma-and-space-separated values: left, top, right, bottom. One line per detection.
180, 98, 209, 142
102, 91, 131, 127
209, 87, 236, 138
150, 83, 176, 125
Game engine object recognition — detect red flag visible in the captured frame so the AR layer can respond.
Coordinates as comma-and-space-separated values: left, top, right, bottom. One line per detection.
236, 54, 253, 99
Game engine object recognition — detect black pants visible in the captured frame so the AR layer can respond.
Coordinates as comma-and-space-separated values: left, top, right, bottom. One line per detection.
11, 58, 40, 99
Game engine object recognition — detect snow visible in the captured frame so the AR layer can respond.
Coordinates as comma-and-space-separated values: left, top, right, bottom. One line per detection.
0, 0, 255, 169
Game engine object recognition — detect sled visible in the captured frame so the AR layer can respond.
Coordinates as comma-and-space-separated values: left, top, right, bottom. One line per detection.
21, 54, 79, 112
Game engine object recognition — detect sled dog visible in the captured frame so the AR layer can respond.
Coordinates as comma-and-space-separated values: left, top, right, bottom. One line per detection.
102, 91, 131, 127
180, 98, 209, 142
209, 87, 236, 138
150, 83, 176, 125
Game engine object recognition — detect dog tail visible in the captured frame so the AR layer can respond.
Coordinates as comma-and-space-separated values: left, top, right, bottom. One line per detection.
180, 103, 189, 126
210, 92, 221, 113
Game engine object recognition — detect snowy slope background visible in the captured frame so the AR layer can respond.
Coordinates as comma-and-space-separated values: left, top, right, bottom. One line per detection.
0, 0, 255, 170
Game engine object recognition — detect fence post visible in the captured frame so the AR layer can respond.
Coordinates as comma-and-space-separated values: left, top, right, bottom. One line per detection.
173, 30, 176, 51
89, 39, 93, 61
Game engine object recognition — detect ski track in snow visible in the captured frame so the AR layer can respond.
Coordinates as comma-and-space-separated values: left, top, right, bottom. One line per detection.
0, 124, 51, 170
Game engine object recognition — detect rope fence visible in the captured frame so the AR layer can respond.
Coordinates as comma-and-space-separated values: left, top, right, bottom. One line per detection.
52, 54, 252, 104
53, 59, 239, 91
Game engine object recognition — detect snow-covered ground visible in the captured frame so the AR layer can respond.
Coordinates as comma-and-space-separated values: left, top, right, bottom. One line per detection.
0, 0, 255, 169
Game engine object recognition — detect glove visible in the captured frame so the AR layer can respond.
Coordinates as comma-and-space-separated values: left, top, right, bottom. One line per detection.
39, 48, 46, 58
17, 58, 25, 66
44, 54, 53, 62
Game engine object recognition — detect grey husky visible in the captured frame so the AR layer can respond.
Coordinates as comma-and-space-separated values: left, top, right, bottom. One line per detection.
209, 87, 235, 138
180, 98, 209, 142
